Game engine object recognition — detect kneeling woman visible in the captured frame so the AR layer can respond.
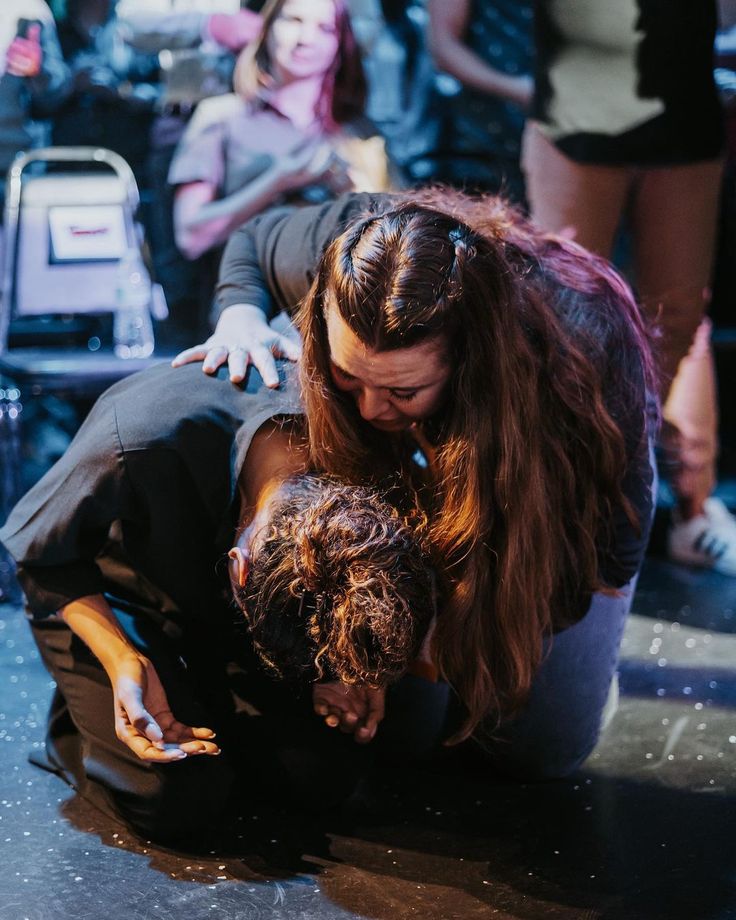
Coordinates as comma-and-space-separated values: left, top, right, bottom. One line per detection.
0, 362, 433, 842
178, 189, 658, 775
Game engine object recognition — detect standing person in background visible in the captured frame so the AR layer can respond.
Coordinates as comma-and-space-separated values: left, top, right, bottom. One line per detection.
427, 0, 533, 203
523, 0, 736, 576
168, 0, 393, 264
351, 0, 446, 187
0, 1, 69, 215
52, 0, 161, 186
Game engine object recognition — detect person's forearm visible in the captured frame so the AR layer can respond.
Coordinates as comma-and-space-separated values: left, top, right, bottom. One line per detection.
428, 0, 531, 108
216, 191, 386, 321
175, 166, 289, 260
430, 31, 530, 106
58, 593, 215, 761
59, 594, 142, 678
215, 211, 285, 320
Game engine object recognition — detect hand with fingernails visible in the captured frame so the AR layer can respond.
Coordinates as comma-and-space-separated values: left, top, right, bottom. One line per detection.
172, 303, 301, 388
112, 653, 219, 762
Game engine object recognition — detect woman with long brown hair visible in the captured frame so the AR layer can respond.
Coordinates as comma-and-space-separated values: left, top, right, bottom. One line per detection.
175, 190, 657, 775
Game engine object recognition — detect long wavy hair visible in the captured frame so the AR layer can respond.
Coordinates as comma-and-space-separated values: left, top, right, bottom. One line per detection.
233, 0, 367, 131
235, 475, 434, 687
296, 189, 657, 741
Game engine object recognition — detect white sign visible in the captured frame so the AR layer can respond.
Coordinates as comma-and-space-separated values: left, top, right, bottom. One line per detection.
48, 205, 128, 262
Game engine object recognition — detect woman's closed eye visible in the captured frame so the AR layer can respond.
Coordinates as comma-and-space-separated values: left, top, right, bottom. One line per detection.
331, 363, 355, 381
332, 367, 417, 401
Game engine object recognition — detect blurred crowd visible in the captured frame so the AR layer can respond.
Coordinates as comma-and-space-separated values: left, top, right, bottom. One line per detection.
1, 0, 542, 338
3, 1, 733, 331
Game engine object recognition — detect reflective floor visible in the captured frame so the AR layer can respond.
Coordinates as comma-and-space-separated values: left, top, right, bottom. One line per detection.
1, 554, 735, 920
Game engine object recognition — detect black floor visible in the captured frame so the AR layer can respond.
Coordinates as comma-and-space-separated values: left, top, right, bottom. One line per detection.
1, 554, 735, 920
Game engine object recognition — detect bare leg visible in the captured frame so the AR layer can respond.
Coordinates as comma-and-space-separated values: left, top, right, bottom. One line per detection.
521, 121, 631, 256
631, 158, 723, 516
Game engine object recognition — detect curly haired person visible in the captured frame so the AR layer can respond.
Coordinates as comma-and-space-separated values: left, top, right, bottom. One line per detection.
0, 362, 434, 843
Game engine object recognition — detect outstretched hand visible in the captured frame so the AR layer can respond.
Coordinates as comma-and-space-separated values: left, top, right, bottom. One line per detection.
112, 654, 220, 762
172, 304, 301, 387
313, 681, 386, 744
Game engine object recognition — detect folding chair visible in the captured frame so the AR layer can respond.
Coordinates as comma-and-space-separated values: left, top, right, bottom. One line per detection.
0, 147, 169, 601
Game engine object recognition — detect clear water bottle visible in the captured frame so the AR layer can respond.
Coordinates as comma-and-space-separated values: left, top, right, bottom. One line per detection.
113, 248, 155, 359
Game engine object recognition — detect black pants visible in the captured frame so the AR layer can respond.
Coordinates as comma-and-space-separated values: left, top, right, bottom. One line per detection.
30, 606, 374, 843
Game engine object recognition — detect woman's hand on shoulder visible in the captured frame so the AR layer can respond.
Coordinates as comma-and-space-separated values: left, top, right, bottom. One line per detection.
313, 681, 386, 744
171, 303, 301, 388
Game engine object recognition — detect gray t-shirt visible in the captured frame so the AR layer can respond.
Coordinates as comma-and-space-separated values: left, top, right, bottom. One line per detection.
168, 93, 391, 202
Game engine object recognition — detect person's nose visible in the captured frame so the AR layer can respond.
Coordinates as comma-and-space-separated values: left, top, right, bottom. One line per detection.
296, 21, 319, 44
357, 386, 390, 421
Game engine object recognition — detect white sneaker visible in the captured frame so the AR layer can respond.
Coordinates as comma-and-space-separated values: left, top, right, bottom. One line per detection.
668, 497, 736, 576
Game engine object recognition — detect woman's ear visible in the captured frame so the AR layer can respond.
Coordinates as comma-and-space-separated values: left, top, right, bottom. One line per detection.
228, 547, 250, 588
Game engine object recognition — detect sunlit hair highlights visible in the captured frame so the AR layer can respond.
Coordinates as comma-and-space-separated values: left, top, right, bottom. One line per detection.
235, 475, 434, 687
297, 188, 657, 741
233, 0, 366, 130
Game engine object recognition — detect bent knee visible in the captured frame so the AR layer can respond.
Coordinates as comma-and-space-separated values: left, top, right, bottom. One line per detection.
517, 741, 596, 780
477, 704, 612, 781
483, 736, 598, 781
110, 754, 235, 842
